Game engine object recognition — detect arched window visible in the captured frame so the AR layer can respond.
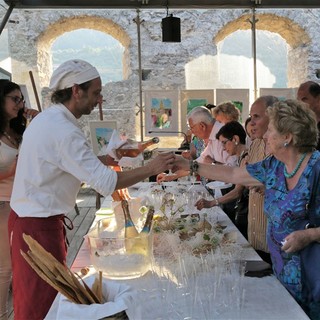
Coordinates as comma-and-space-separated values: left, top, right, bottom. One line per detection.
218, 29, 288, 89
51, 29, 125, 85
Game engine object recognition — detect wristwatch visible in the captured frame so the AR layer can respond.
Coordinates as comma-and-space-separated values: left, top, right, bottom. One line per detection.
305, 223, 317, 229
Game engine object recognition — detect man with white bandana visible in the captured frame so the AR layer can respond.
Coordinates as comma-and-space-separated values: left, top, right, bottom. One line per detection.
8, 59, 175, 319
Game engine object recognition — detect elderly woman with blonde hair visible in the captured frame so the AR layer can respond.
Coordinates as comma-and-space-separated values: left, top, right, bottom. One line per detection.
173, 99, 320, 319
212, 101, 241, 124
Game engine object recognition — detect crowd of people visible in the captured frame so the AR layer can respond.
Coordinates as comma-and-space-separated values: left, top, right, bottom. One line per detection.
0, 57, 320, 320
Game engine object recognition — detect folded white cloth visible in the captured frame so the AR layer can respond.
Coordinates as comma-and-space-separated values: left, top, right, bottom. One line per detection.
99, 130, 143, 167
56, 274, 138, 319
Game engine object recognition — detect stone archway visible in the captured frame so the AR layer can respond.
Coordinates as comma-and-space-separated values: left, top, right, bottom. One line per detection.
214, 13, 311, 87
37, 15, 131, 88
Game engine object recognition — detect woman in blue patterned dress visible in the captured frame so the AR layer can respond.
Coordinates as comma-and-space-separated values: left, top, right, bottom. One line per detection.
173, 99, 320, 319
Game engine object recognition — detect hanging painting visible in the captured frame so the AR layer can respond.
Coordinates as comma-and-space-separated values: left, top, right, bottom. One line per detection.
145, 90, 179, 136
89, 120, 117, 155
215, 89, 250, 123
180, 90, 215, 133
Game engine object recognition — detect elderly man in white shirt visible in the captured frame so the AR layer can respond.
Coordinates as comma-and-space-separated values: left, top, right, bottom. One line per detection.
8, 59, 175, 320
187, 106, 237, 166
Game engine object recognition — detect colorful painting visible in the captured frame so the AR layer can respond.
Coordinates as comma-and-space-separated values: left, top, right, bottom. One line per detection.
180, 90, 214, 133
89, 120, 117, 155
232, 100, 244, 122
145, 91, 179, 136
216, 89, 250, 124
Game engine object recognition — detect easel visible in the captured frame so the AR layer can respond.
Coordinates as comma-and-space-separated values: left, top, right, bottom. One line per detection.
95, 101, 104, 209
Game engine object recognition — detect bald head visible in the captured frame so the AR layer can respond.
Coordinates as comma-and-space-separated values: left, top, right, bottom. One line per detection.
297, 81, 320, 120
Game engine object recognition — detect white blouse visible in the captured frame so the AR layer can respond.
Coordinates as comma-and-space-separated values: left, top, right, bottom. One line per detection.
0, 140, 19, 201
11, 104, 117, 217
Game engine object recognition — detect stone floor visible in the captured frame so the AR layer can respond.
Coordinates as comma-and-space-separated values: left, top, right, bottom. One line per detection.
8, 186, 99, 320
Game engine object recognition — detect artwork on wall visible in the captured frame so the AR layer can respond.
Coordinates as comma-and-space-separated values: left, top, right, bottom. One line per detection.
216, 89, 250, 123
89, 120, 117, 155
0, 67, 11, 80
259, 88, 297, 101
180, 90, 215, 133
145, 90, 179, 136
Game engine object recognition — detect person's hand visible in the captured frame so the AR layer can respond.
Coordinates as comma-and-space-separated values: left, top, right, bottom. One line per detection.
171, 155, 189, 173
147, 152, 175, 176
156, 172, 167, 183
281, 229, 316, 253
181, 150, 192, 160
203, 155, 214, 164
195, 198, 214, 210
98, 154, 119, 166
249, 185, 265, 195
24, 107, 39, 120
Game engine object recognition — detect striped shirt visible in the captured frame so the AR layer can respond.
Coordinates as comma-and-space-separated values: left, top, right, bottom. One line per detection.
246, 138, 269, 253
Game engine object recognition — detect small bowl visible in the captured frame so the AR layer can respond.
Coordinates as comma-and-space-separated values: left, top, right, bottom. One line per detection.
87, 218, 153, 280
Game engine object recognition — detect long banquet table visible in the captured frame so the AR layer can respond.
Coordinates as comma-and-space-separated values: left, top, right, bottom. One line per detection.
46, 181, 309, 320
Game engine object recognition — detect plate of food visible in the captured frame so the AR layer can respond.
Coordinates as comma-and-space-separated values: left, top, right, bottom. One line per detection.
206, 181, 233, 190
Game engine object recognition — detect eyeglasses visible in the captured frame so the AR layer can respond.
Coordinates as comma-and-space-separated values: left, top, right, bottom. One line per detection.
6, 95, 25, 105
220, 138, 232, 145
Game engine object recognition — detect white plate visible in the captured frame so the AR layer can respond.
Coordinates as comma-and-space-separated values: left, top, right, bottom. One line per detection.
206, 181, 233, 190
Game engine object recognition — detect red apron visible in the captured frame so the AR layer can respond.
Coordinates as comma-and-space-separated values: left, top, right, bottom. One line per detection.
8, 210, 70, 320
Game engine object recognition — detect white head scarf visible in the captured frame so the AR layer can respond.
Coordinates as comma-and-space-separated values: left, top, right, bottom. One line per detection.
49, 59, 100, 91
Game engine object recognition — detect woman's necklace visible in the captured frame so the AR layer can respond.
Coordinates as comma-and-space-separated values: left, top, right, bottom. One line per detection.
1, 131, 21, 148
284, 152, 307, 179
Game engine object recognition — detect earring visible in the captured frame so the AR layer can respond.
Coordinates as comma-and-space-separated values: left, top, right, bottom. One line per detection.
235, 142, 238, 146
284, 142, 288, 147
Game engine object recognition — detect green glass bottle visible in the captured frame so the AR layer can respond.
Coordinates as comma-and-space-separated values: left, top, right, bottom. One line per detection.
141, 206, 155, 234
121, 200, 139, 239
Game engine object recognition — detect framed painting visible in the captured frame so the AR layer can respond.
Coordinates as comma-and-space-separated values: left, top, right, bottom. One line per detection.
180, 90, 214, 133
215, 89, 250, 123
145, 90, 179, 136
89, 120, 117, 155
259, 88, 297, 101
0, 67, 11, 80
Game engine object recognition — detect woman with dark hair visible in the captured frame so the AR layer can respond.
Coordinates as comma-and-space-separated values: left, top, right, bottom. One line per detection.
0, 80, 38, 319
195, 121, 249, 237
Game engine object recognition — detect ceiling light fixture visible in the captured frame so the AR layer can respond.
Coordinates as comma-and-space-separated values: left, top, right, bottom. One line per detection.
161, 1, 181, 43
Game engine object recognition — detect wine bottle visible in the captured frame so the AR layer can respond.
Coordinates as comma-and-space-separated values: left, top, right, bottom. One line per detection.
115, 137, 159, 159
141, 206, 155, 234
121, 200, 139, 239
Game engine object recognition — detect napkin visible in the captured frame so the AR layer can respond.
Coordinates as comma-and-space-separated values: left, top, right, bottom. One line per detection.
56, 274, 139, 319
99, 130, 144, 167
98, 129, 125, 159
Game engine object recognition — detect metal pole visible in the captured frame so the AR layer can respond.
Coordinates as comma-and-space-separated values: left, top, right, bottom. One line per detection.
250, 7, 259, 101
133, 9, 144, 142
0, 4, 15, 36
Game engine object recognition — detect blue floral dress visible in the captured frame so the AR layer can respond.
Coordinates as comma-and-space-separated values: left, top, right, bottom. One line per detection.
246, 151, 320, 314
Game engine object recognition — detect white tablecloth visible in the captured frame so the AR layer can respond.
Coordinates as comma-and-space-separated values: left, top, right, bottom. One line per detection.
46, 183, 309, 320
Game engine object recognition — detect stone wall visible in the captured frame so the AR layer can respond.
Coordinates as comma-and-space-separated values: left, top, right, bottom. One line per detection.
1, 6, 320, 147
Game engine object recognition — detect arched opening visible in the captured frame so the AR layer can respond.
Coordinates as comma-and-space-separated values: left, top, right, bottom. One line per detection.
51, 29, 125, 85
217, 29, 288, 89
214, 13, 310, 89
37, 16, 131, 88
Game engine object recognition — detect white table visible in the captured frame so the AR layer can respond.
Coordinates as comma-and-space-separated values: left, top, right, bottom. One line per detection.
46, 182, 309, 320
